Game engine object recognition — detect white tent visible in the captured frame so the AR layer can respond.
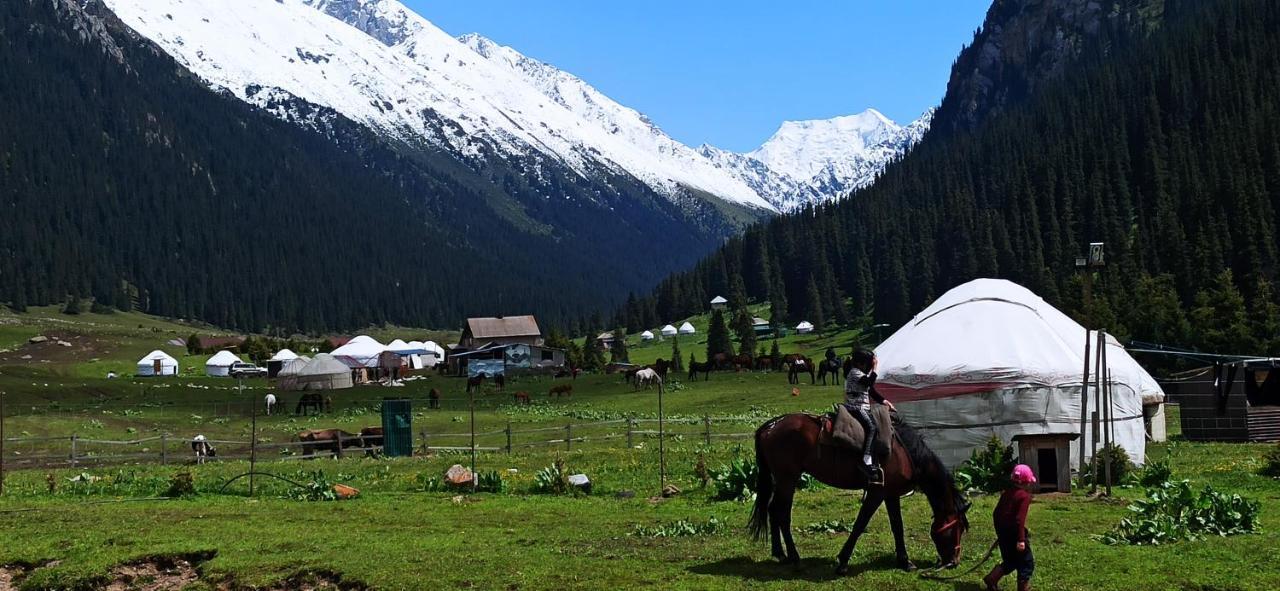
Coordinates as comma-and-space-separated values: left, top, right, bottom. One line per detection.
640, 330, 655, 341
874, 278, 1164, 469
710, 296, 728, 308
275, 355, 312, 390
331, 335, 386, 368
419, 341, 444, 368
661, 325, 678, 337
205, 350, 242, 377
270, 349, 299, 362
136, 350, 179, 377
678, 322, 696, 335
795, 321, 814, 334
293, 353, 354, 391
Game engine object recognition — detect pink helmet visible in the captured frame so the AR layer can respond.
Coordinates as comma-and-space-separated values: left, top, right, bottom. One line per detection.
1011, 464, 1037, 485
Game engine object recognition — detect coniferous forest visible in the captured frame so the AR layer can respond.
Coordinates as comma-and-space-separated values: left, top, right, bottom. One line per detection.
621, 0, 1280, 356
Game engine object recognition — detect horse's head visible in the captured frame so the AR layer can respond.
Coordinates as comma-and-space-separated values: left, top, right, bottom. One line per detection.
930, 496, 970, 567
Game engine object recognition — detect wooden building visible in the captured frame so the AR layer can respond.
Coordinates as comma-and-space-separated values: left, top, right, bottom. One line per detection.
1160, 361, 1280, 442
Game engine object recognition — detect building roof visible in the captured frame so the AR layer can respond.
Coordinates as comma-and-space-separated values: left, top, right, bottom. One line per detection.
206, 350, 242, 367
596, 331, 614, 340
466, 315, 541, 339
710, 296, 728, 304
194, 336, 245, 350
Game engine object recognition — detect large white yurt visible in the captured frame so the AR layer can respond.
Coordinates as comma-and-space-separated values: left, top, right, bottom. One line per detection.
205, 350, 242, 377
640, 330, 655, 341
874, 278, 1164, 470
331, 335, 386, 368
136, 350, 179, 376
295, 353, 354, 390
420, 341, 445, 368
678, 322, 696, 335
275, 355, 312, 390
661, 324, 678, 337
270, 349, 299, 362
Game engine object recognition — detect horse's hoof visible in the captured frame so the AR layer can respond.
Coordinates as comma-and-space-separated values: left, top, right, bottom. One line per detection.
772, 552, 787, 563
834, 563, 849, 576
898, 561, 917, 572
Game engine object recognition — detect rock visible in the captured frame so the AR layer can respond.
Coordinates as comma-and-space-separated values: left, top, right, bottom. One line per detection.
28, 335, 48, 344
568, 473, 592, 494
661, 484, 681, 498
56, 341, 72, 347
19, 355, 31, 360
506, 468, 519, 474
332, 483, 360, 499
444, 464, 474, 488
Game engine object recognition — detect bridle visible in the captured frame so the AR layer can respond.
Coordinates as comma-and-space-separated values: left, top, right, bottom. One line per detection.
933, 514, 965, 567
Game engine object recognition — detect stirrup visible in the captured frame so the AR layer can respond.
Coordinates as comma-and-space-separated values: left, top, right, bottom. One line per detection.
863, 463, 884, 486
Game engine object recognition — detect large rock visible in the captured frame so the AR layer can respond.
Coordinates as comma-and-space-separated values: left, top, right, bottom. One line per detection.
28, 335, 48, 344
568, 473, 592, 495
444, 464, 474, 488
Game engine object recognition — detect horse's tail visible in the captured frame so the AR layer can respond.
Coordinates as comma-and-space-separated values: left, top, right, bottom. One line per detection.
748, 420, 775, 542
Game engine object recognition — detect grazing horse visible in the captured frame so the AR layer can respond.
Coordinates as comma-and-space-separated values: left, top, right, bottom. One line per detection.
191, 435, 215, 464
818, 357, 844, 386
359, 426, 384, 456
648, 358, 672, 379
428, 388, 441, 409
787, 357, 815, 385
624, 366, 644, 385
749, 415, 970, 574
732, 354, 755, 372
295, 392, 324, 415
298, 428, 361, 457
549, 384, 573, 397
513, 391, 531, 405
494, 374, 506, 390
688, 360, 714, 381
633, 368, 663, 393
756, 357, 775, 372
466, 374, 487, 393
712, 352, 733, 371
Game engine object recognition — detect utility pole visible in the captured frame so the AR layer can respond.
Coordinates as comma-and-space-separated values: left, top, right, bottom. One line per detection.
470, 381, 477, 493
245, 377, 256, 496
1078, 329, 1092, 479
658, 379, 666, 494
1, 390, 6, 496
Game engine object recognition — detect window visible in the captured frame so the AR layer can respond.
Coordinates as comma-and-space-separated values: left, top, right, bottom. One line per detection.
542, 350, 554, 361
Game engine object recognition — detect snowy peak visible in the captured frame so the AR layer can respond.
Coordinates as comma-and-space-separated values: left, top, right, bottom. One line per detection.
748, 109, 903, 181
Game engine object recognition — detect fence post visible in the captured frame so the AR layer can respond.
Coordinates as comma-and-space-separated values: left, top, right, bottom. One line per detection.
565, 423, 572, 451
505, 421, 512, 454
69, 434, 79, 468
420, 429, 428, 455
160, 434, 167, 465
626, 418, 634, 448
704, 416, 712, 446
336, 433, 344, 459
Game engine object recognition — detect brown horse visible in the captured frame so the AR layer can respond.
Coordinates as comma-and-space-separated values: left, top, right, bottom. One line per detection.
817, 357, 843, 386
749, 414, 970, 574
513, 391, 531, 405
712, 352, 733, 371
297, 428, 362, 457
732, 354, 755, 372
549, 384, 573, 397
756, 356, 775, 371
787, 356, 815, 385
688, 360, 714, 381
648, 358, 672, 379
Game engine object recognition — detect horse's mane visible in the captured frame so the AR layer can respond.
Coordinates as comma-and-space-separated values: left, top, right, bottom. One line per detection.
894, 419, 969, 528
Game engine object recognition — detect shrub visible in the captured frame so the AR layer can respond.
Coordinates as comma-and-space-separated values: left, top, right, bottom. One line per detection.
1132, 458, 1173, 488
631, 517, 725, 538
1098, 480, 1260, 545
955, 435, 1017, 494
286, 470, 337, 502
1081, 443, 1133, 486
533, 458, 572, 495
1260, 443, 1280, 477
710, 457, 758, 501
164, 472, 196, 497
475, 470, 507, 494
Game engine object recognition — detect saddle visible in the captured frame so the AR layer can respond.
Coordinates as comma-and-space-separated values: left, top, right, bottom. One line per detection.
819, 405, 894, 462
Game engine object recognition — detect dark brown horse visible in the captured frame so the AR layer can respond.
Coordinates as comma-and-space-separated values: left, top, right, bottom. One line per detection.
466, 374, 486, 393
787, 356, 815, 385
732, 354, 755, 372
749, 415, 970, 574
756, 357, 775, 371
297, 428, 362, 457
648, 358, 672, 379
712, 352, 734, 371
549, 384, 573, 397
688, 360, 714, 381
817, 357, 843, 386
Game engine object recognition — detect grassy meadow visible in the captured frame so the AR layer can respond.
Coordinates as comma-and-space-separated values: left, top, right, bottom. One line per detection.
0, 308, 1277, 590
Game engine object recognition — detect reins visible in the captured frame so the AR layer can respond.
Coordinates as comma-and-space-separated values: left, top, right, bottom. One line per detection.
919, 537, 999, 580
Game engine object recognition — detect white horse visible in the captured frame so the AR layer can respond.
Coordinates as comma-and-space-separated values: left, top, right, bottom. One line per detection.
633, 368, 664, 393
191, 434, 216, 464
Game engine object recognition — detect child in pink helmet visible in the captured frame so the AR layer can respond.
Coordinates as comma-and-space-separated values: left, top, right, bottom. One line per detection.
983, 464, 1037, 591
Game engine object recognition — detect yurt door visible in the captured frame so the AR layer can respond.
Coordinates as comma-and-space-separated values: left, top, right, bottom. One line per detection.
154, 359, 162, 375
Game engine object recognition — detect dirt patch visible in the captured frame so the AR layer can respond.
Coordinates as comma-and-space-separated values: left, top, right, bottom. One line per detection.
0, 561, 56, 591
261, 570, 366, 591
0, 331, 107, 366
103, 553, 214, 591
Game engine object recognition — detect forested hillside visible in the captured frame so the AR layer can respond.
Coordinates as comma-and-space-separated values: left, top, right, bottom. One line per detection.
0, 0, 733, 332
622, 0, 1280, 356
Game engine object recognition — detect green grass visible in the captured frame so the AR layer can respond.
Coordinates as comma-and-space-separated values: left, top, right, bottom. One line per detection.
0, 310, 1277, 589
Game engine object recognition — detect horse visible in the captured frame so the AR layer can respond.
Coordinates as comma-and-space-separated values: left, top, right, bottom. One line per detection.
756, 357, 775, 372
733, 354, 755, 372
749, 414, 970, 574
712, 352, 733, 371
359, 426, 384, 456
295, 392, 324, 415
549, 384, 573, 397
191, 435, 215, 465
688, 360, 714, 381
633, 368, 663, 393
298, 428, 361, 457
428, 388, 441, 409
513, 391, 531, 405
466, 374, 487, 393
494, 374, 506, 390
787, 357, 815, 385
648, 358, 672, 379
818, 357, 844, 386
624, 366, 644, 385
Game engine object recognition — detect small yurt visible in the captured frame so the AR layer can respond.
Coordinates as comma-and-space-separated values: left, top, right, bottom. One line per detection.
795, 321, 814, 334
640, 330, 655, 341
267, 348, 300, 378
270, 349, 299, 362
875, 278, 1164, 475
136, 350, 179, 377
275, 355, 312, 390
710, 296, 728, 310
661, 324, 678, 337
205, 350, 242, 377
331, 335, 386, 368
678, 322, 696, 335
295, 353, 354, 391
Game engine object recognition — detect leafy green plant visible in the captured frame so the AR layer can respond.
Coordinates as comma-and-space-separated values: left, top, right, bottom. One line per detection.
164, 471, 196, 497
631, 517, 725, 538
954, 435, 1017, 494
1098, 480, 1260, 545
533, 458, 572, 495
1081, 443, 1133, 486
475, 470, 507, 494
1132, 458, 1173, 487
286, 470, 338, 502
1260, 443, 1280, 477
710, 457, 758, 501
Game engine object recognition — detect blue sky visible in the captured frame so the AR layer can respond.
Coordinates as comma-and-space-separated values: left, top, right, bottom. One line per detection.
408, 1, 991, 152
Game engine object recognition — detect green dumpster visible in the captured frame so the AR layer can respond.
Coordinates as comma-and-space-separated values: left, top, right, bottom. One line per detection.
381, 398, 413, 457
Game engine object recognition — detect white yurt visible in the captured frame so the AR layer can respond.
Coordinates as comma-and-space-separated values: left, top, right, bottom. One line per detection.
421, 341, 445, 368
678, 322, 696, 335
136, 350, 179, 376
640, 330, 655, 341
331, 335, 386, 368
270, 349, 299, 362
874, 278, 1164, 471
389, 339, 431, 369
661, 324, 678, 337
275, 355, 312, 390
205, 350, 242, 377
795, 321, 814, 334
294, 353, 354, 391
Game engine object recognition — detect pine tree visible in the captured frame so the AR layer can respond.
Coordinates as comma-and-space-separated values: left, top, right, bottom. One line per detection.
582, 336, 606, 371
769, 338, 782, 371
61, 295, 81, 315
610, 326, 630, 363
804, 276, 824, 333
1190, 270, 1255, 354
705, 309, 734, 360
732, 307, 757, 360
768, 270, 789, 326
729, 274, 749, 310
671, 337, 684, 372
1250, 279, 1280, 356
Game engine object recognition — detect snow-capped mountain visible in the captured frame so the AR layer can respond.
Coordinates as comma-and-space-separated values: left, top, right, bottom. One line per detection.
102, 0, 929, 214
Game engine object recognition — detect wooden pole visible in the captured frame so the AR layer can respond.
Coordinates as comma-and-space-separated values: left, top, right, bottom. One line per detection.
659, 380, 666, 493
246, 378, 256, 496
1092, 331, 1104, 494
469, 386, 476, 493
626, 418, 634, 448
1, 390, 6, 495
704, 416, 712, 446
161, 433, 167, 465
1104, 369, 1114, 496
1078, 329, 1092, 479
505, 421, 512, 454
70, 434, 78, 468
566, 423, 572, 451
